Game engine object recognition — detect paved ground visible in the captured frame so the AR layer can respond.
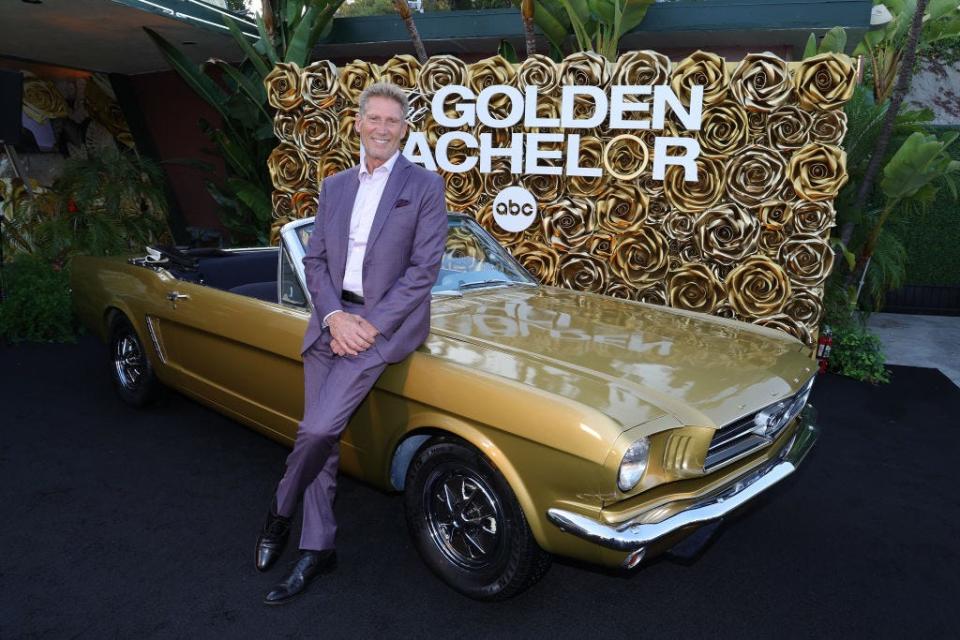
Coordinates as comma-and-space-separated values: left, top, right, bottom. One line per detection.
868, 313, 960, 387
3, 335, 960, 639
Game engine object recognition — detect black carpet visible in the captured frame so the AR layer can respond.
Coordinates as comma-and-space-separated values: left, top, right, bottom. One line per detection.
2, 335, 959, 639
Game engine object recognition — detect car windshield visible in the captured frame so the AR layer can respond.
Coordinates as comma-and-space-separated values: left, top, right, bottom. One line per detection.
293, 215, 537, 294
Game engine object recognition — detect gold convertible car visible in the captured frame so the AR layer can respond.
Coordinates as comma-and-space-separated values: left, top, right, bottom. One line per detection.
71, 214, 818, 600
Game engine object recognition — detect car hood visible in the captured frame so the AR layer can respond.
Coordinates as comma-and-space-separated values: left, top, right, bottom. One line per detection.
426, 286, 815, 431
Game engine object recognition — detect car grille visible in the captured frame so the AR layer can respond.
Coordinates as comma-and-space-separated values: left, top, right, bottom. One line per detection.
704, 378, 814, 472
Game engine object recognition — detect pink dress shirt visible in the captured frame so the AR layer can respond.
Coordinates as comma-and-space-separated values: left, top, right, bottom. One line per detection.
322, 149, 401, 327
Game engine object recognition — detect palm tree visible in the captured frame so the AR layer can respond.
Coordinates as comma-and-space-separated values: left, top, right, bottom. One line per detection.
521, 0, 537, 57
844, 0, 930, 291
392, 0, 428, 63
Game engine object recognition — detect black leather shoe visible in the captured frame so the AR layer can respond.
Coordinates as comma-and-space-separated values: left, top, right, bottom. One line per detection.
255, 504, 291, 572
263, 550, 336, 605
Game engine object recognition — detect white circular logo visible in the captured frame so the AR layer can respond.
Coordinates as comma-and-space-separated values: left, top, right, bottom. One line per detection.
492, 186, 537, 233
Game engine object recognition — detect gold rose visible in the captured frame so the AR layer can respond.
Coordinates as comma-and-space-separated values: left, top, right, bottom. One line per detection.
753, 314, 813, 346
443, 168, 484, 212
380, 54, 421, 89
793, 53, 857, 111
587, 231, 617, 260
784, 286, 824, 326
273, 111, 297, 144
668, 262, 723, 314
469, 56, 517, 113
417, 55, 469, 95
567, 136, 608, 197
697, 101, 749, 158
636, 283, 668, 306
663, 210, 699, 241
730, 52, 793, 112
338, 108, 361, 157
779, 234, 835, 287
337, 60, 380, 105
318, 148, 356, 180
611, 227, 670, 285
604, 278, 638, 300
515, 54, 560, 95
302, 60, 339, 110
265, 63, 303, 112
758, 228, 787, 256
271, 191, 293, 220
596, 183, 648, 233
757, 200, 794, 230
603, 134, 649, 181
788, 143, 848, 202
514, 240, 560, 285
726, 255, 792, 317
542, 197, 596, 250
671, 50, 728, 106
612, 50, 671, 89
810, 110, 848, 145
267, 142, 309, 193
523, 173, 564, 204
559, 51, 611, 88
664, 156, 725, 213
291, 190, 319, 219
694, 203, 760, 265
792, 200, 836, 236
22, 76, 68, 122
725, 144, 788, 208
294, 110, 339, 159
646, 197, 672, 224
557, 252, 609, 293
768, 106, 812, 150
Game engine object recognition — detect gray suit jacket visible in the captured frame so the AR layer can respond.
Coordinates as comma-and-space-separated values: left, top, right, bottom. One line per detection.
301, 154, 448, 363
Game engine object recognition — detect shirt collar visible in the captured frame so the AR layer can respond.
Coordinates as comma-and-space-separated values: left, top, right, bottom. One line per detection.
358, 149, 400, 181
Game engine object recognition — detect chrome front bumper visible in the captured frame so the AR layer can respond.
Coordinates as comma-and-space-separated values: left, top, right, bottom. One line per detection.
547, 407, 819, 554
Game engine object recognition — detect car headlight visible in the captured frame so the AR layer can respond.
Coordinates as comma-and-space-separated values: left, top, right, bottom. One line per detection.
618, 437, 650, 492
753, 376, 815, 436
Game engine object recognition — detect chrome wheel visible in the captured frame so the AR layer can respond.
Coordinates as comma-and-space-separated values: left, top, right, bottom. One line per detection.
424, 470, 503, 570
113, 333, 144, 391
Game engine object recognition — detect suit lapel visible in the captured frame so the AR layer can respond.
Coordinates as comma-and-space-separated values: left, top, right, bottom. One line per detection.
328, 166, 359, 288
365, 155, 413, 256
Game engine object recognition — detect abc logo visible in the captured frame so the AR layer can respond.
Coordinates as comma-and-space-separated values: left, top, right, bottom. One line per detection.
492, 186, 537, 233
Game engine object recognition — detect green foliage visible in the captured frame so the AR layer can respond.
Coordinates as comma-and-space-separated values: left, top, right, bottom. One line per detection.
829, 318, 891, 384
145, 0, 344, 245
2, 151, 170, 265
888, 128, 960, 285
535, 0, 653, 60
803, 26, 848, 58
881, 130, 960, 201
0, 255, 78, 344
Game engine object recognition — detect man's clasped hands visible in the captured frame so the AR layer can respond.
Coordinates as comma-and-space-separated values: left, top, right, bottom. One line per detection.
327, 312, 380, 357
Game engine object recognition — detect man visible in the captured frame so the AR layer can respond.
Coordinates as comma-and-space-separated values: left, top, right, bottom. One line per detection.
255, 82, 448, 605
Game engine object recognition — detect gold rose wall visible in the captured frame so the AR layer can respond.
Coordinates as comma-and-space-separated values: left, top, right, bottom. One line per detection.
265, 51, 856, 347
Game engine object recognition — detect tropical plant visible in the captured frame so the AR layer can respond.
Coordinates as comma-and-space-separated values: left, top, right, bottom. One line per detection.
145, 0, 343, 245
850, 131, 960, 300
2, 151, 170, 265
533, 0, 653, 61
857, 0, 960, 103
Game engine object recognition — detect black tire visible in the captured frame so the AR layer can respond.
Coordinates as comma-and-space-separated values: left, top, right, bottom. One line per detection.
404, 438, 551, 600
108, 314, 162, 407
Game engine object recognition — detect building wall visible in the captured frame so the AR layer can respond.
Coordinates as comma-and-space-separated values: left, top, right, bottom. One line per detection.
125, 70, 228, 235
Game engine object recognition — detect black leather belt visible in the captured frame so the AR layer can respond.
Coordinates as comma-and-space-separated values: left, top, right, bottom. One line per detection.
341, 290, 365, 304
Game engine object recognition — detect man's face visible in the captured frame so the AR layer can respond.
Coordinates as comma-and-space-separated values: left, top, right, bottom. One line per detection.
355, 95, 408, 164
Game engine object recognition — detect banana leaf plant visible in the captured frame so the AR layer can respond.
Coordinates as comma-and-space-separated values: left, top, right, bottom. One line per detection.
533, 0, 653, 61
856, 0, 960, 103
145, 0, 343, 245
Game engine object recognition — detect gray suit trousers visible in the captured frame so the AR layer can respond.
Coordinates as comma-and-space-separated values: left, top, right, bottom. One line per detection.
274, 302, 388, 551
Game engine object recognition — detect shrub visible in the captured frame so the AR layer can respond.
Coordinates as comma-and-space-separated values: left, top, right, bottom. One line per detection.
829, 319, 890, 384
0, 255, 78, 344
